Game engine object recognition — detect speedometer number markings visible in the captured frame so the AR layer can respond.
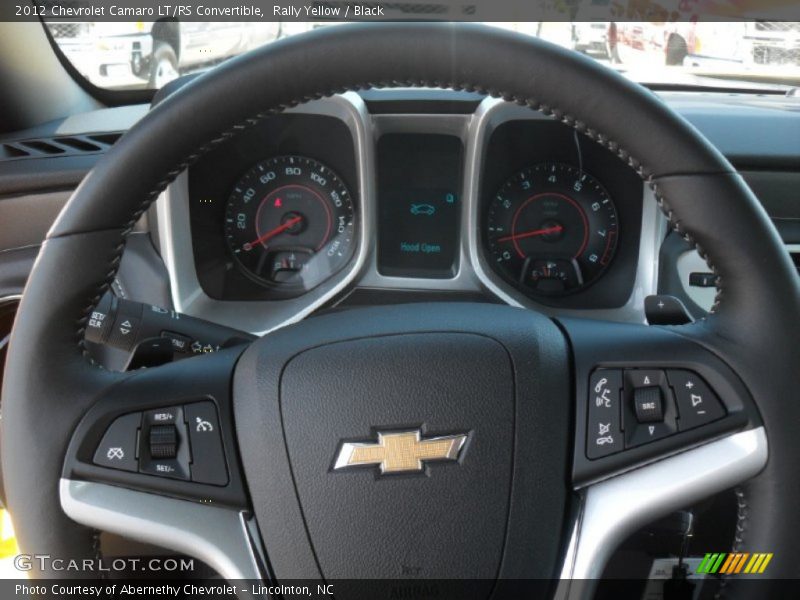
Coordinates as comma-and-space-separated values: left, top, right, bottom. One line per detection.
224, 156, 356, 295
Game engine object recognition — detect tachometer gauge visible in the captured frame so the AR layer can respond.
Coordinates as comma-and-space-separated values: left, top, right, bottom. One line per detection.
485, 163, 618, 296
224, 156, 356, 295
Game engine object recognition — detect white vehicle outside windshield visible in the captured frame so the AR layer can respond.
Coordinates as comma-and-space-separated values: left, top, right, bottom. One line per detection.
46, 20, 800, 91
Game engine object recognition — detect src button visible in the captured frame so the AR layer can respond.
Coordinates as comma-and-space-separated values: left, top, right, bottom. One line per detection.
633, 386, 664, 423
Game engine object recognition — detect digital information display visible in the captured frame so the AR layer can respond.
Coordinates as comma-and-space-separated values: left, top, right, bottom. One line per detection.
377, 134, 463, 278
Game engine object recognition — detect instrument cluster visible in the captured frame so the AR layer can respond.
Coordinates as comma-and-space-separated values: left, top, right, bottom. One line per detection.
185, 98, 646, 316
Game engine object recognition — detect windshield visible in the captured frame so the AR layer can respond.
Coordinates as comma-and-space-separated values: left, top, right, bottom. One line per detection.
46, 20, 800, 92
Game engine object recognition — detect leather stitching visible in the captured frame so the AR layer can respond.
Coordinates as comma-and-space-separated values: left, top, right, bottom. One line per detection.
91, 529, 106, 580
73, 82, 723, 363
714, 487, 748, 599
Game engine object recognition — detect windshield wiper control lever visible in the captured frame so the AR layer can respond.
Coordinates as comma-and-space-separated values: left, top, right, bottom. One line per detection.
85, 293, 256, 360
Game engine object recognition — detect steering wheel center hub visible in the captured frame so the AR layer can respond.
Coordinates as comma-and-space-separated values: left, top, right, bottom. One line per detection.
233, 303, 572, 582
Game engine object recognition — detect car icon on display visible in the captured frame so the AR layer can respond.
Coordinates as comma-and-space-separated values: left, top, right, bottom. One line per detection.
410, 203, 436, 216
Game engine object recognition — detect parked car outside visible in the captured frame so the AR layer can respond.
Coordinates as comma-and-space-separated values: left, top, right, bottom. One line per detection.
571, 21, 609, 57
47, 21, 280, 89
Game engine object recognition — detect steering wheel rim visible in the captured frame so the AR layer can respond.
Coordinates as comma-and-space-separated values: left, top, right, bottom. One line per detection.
2, 23, 798, 590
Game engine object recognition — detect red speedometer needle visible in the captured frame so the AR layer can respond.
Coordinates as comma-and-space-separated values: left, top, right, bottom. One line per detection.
244, 215, 303, 250
497, 224, 563, 243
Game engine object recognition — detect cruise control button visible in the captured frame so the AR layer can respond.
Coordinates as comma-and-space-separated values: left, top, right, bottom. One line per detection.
667, 370, 726, 430
144, 406, 180, 426
140, 406, 190, 480
184, 401, 228, 485
107, 315, 141, 352
149, 424, 178, 459
587, 370, 623, 459
94, 412, 141, 472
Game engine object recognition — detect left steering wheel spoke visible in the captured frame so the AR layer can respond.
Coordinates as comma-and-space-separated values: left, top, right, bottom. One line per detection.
59, 348, 263, 582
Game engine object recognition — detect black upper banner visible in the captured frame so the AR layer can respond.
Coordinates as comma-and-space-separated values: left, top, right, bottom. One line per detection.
5, 0, 800, 22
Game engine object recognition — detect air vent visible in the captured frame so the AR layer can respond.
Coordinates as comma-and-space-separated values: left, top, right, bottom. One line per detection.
0, 132, 123, 162
86, 132, 123, 146
20, 140, 65, 155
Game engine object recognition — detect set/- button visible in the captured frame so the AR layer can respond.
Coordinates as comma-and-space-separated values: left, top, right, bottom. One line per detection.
587, 369, 623, 459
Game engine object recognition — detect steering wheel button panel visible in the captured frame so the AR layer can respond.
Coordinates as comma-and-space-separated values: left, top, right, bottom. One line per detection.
668, 370, 727, 430
184, 401, 228, 486
587, 370, 623, 459
93, 412, 141, 472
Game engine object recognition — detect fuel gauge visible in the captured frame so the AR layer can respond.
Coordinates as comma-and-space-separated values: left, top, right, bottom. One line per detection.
523, 258, 583, 294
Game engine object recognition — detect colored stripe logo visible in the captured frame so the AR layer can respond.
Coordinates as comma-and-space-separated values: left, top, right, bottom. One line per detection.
696, 552, 773, 575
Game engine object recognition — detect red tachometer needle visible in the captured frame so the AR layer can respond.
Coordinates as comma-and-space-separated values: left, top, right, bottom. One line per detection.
497, 224, 563, 243
243, 215, 303, 250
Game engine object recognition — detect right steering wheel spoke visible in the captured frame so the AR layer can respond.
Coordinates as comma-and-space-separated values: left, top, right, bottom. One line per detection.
554, 316, 769, 597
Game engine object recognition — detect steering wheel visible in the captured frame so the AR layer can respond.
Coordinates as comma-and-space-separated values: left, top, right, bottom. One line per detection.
3, 23, 798, 596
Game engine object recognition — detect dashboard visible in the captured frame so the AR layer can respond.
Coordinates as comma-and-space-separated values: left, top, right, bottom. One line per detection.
163, 92, 663, 334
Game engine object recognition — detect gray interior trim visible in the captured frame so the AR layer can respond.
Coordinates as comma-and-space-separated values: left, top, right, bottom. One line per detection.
0, 190, 71, 251
0, 22, 102, 133
556, 427, 767, 599
59, 479, 263, 584
679, 243, 798, 312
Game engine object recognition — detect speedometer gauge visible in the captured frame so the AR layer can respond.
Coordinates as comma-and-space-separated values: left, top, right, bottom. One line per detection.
485, 163, 618, 296
224, 156, 356, 295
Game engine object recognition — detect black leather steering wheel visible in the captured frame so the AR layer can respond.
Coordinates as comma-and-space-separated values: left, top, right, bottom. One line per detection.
2, 23, 798, 594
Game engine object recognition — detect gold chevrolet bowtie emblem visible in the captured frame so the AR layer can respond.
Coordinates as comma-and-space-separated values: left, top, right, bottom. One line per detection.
334, 430, 468, 474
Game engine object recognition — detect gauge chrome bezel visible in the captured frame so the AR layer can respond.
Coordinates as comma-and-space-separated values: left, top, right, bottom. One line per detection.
157, 94, 665, 335
157, 93, 373, 335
